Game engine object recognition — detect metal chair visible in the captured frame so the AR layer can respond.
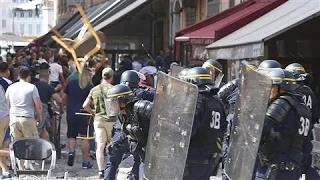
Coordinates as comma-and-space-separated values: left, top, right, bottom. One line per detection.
9, 138, 56, 180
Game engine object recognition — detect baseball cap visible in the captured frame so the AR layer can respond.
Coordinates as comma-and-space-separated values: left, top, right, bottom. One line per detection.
102, 67, 114, 78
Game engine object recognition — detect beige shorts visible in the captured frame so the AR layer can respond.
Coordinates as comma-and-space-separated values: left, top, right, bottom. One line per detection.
10, 117, 39, 140
0, 116, 9, 148
94, 121, 114, 144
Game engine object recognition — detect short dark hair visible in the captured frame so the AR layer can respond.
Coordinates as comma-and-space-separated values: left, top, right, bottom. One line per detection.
18, 66, 30, 80
0, 62, 9, 73
166, 46, 173, 51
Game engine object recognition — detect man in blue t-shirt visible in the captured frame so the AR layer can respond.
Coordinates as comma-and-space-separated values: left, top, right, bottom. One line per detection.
34, 68, 64, 140
64, 77, 94, 169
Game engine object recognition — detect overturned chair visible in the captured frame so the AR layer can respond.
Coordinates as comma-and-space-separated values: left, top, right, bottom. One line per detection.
51, 4, 107, 89
9, 138, 57, 180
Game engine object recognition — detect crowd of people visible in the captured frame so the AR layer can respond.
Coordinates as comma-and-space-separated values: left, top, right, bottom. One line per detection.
0, 45, 174, 179
0, 44, 319, 180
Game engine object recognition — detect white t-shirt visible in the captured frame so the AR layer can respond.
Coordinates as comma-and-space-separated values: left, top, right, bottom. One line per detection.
49, 62, 63, 82
0, 86, 8, 119
38, 59, 48, 64
132, 61, 142, 71
5, 81, 39, 118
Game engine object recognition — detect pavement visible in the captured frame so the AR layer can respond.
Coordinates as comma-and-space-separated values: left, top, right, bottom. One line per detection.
10, 113, 222, 180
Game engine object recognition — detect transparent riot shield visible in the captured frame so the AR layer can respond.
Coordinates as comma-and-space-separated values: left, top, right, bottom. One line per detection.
144, 72, 198, 180
225, 62, 272, 180
171, 65, 185, 78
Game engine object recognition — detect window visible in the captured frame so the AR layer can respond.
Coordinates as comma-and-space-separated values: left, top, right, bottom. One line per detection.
36, 24, 41, 35
2, 9, 6, 16
20, 11, 24, 18
28, 11, 32, 17
20, 24, 24, 34
2, 20, 6, 29
28, 24, 32, 35
229, 0, 235, 7
207, 0, 220, 17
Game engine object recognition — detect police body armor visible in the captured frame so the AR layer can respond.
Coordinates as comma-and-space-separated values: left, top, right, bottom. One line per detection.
218, 79, 239, 114
190, 91, 227, 157
260, 94, 312, 165
125, 99, 153, 147
295, 84, 319, 125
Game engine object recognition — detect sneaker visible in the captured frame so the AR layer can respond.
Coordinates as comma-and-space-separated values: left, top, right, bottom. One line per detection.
89, 151, 96, 160
0, 173, 11, 179
98, 171, 104, 179
67, 151, 75, 166
82, 161, 93, 169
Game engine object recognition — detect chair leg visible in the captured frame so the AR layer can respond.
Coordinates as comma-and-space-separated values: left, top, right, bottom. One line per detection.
46, 170, 52, 180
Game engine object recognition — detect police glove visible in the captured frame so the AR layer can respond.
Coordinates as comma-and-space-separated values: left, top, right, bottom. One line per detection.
107, 142, 121, 155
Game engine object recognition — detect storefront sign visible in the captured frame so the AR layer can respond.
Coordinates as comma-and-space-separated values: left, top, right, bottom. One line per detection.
208, 43, 264, 60
190, 38, 215, 45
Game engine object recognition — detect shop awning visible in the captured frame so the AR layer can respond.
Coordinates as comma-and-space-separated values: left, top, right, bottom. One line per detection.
64, 0, 148, 38
206, 0, 320, 60
175, 0, 287, 45
63, 0, 119, 38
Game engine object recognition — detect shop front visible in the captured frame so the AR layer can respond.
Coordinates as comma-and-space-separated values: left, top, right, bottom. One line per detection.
206, 0, 320, 98
174, 0, 287, 67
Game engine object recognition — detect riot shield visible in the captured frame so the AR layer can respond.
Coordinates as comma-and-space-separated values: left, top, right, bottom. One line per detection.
225, 62, 272, 180
144, 72, 198, 180
170, 65, 185, 78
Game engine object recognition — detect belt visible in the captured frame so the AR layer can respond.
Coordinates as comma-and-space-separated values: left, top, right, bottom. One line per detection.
278, 162, 296, 171
268, 162, 296, 171
15, 116, 32, 118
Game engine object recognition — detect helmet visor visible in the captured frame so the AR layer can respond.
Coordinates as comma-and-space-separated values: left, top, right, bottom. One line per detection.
105, 98, 121, 117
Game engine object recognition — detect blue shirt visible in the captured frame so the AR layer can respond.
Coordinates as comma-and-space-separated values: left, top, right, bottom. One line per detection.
64, 79, 92, 119
34, 81, 55, 104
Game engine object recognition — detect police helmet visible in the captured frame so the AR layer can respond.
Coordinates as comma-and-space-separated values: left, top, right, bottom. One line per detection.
177, 68, 189, 80
106, 84, 134, 116
258, 60, 282, 69
285, 63, 307, 81
120, 70, 139, 89
267, 68, 297, 91
202, 59, 223, 75
247, 62, 258, 70
184, 67, 212, 86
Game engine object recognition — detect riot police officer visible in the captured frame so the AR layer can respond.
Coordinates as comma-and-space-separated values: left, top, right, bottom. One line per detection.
183, 67, 227, 180
177, 68, 189, 80
202, 59, 224, 87
120, 70, 154, 102
258, 60, 282, 69
255, 68, 312, 180
105, 84, 153, 180
285, 63, 320, 179
104, 70, 155, 180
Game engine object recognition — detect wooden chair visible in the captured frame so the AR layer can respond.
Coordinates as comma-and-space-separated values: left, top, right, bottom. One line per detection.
51, 4, 107, 88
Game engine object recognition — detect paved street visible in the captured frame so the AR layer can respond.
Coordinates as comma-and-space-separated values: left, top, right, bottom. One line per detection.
10, 114, 222, 180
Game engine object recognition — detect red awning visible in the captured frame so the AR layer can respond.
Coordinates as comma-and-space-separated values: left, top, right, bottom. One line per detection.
175, 0, 287, 45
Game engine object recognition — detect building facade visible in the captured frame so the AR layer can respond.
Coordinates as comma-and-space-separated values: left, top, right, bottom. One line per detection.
56, 0, 109, 25
169, 0, 246, 44
0, 0, 54, 41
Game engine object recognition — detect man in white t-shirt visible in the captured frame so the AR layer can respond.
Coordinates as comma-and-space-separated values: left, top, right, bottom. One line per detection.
5, 67, 42, 140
